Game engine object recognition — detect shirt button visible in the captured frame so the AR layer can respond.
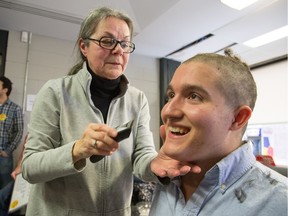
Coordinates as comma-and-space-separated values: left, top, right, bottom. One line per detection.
220, 184, 226, 190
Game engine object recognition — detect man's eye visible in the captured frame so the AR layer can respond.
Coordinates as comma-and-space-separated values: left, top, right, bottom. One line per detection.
166, 91, 175, 101
188, 93, 202, 101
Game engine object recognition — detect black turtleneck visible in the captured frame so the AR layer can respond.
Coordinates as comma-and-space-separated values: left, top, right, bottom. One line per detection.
88, 66, 121, 123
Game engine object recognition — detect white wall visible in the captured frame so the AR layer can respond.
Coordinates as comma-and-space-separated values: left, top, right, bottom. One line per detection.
250, 60, 288, 124
4, 30, 160, 164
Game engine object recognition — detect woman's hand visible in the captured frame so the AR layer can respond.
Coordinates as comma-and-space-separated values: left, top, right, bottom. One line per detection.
151, 149, 201, 179
72, 123, 118, 163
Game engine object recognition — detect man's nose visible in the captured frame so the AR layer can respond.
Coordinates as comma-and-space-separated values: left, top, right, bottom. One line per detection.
162, 98, 183, 119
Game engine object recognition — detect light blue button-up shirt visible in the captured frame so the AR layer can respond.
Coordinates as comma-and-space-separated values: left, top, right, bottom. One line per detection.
149, 143, 288, 216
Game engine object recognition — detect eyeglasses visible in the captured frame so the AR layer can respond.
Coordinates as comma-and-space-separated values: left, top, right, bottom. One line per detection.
85, 37, 135, 53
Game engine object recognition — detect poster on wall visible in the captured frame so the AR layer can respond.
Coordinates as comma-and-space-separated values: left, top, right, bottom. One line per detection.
246, 123, 288, 166
26, 94, 36, 111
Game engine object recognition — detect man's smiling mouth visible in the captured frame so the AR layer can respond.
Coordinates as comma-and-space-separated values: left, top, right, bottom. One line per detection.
169, 126, 189, 135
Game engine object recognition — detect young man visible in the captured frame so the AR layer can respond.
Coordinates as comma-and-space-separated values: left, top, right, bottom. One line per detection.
149, 49, 288, 216
0, 76, 24, 190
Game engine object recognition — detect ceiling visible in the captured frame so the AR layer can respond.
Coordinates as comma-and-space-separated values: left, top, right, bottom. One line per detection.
0, 0, 287, 66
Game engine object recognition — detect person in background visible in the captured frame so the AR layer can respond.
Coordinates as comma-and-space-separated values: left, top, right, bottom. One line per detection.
0, 76, 24, 190
149, 49, 288, 216
21, 7, 195, 216
0, 134, 27, 216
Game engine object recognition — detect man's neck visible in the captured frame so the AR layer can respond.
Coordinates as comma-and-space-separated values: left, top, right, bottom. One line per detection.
0, 96, 8, 105
181, 172, 205, 202
180, 158, 221, 202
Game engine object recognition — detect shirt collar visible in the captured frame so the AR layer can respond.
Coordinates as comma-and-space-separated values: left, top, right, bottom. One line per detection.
169, 142, 256, 193
213, 141, 256, 193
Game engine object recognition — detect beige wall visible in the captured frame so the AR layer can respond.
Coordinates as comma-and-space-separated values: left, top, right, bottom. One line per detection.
4, 30, 160, 164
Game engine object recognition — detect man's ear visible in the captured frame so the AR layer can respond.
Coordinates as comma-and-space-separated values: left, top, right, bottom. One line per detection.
230, 105, 252, 130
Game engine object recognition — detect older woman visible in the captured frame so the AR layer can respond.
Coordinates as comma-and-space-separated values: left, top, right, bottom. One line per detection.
22, 6, 156, 216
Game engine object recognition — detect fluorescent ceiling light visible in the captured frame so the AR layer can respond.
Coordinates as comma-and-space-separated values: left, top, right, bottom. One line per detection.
244, 25, 288, 48
220, 0, 259, 10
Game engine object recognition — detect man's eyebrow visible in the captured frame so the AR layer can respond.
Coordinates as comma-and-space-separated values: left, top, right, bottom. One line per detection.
166, 84, 172, 91
183, 84, 208, 95
166, 83, 209, 96
165, 85, 174, 95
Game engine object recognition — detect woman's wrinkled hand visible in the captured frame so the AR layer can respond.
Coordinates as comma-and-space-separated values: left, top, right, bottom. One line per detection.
72, 123, 118, 163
